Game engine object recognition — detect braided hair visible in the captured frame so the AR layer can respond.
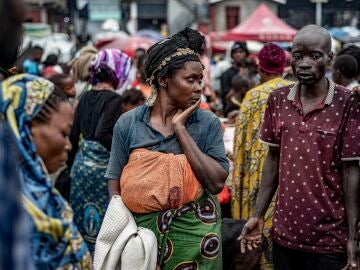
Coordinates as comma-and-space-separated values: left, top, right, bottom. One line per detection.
32, 86, 69, 124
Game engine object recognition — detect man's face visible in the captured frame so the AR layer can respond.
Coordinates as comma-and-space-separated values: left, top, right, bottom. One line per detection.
291, 33, 333, 85
232, 48, 247, 64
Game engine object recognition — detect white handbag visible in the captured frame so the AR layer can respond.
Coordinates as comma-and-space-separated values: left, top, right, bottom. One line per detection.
93, 195, 158, 270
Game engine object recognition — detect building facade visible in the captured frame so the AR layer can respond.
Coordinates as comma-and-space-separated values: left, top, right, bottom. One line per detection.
279, 0, 360, 29
25, 0, 66, 23
209, 0, 285, 32
121, 0, 209, 35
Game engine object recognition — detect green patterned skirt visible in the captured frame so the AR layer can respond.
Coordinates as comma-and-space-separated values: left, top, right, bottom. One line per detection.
134, 193, 222, 270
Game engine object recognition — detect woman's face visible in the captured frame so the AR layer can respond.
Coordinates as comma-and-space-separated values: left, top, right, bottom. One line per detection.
31, 102, 73, 174
165, 61, 203, 109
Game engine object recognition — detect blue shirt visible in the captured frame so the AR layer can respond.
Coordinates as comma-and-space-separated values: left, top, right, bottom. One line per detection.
105, 105, 229, 180
23, 59, 39, 75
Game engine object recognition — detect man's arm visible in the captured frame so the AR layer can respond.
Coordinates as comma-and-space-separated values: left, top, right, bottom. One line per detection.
342, 161, 360, 270
253, 146, 280, 217
239, 146, 279, 253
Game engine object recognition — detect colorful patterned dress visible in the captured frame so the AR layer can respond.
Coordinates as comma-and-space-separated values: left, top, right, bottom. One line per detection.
232, 77, 290, 269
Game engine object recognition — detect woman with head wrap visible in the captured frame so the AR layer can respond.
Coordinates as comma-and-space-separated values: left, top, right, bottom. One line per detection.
105, 28, 229, 269
0, 74, 92, 269
67, 48, 131, 253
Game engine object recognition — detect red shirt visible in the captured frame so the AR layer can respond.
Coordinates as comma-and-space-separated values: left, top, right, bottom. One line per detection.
260, 80, 360, 253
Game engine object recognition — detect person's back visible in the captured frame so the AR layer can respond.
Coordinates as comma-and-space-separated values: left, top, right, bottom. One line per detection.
75, 89, 122, 148
68, 48, 131, 253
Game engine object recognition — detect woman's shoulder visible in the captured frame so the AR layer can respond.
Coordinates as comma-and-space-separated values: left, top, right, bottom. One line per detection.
115, 105, 147, 129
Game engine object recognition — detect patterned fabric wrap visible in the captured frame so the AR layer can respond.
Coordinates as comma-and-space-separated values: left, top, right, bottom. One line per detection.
0, 74, 92, 269
70, 140, 110, 254
144, 27, 204, 106
89, 48, 131, 89
232, 77, 290, 270
120, 148, 204, 213
134, 192, 222, 270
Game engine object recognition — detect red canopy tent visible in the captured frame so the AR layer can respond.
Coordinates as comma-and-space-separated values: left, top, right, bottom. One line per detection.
95, 36, 154, 58
223, 4, 297, 42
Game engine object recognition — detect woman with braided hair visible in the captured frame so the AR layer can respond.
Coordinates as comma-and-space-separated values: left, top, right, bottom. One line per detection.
106, 28, 229, 269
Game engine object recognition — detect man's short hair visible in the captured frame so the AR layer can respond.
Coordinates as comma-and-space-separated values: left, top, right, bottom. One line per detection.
333, 54, 358, 79
336, 45, 360, 76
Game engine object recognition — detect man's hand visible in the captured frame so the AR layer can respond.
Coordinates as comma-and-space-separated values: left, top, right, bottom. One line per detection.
238, 217, 264, 253
342, 239, 359, 270
351, 86, 360, 95
172, 99, 201, 131
227, 110, 239, 124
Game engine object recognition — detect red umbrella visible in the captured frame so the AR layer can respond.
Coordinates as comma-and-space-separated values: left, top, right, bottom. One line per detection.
95, 36, 155, 58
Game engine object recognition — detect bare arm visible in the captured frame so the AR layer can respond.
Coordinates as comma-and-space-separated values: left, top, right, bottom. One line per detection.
172, 100, 228, 194
342, 161, 360, 270
238, 146, 280, 253
108, 179, 120, 199
253, 146, 280, 217
174, 125, 228, 194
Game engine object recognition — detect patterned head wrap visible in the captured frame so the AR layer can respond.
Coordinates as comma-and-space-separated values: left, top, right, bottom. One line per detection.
144, 27, 205, 106
0, 74, 92, 269
89, 48, 131, 89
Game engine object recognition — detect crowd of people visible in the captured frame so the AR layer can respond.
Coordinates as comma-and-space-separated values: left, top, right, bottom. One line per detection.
1, 0, 360, 269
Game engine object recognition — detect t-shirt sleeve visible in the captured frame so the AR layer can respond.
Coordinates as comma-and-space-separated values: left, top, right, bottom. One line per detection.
341, 96, 360, 161
105, 117, 129, 180
259, 94, 280, 147
204, 117, 229, 173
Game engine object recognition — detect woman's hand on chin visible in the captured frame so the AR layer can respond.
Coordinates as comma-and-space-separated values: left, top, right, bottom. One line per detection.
172, 99, 201, 131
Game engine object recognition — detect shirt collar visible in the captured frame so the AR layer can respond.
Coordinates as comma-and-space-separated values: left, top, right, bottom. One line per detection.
140, 105, 199, 124
287, 78, 335, 105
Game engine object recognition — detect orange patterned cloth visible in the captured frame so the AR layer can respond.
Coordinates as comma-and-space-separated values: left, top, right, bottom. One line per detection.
120, 148, 204, 213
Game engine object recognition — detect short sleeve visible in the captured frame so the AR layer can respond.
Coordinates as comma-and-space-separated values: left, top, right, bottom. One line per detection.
259, 94, 280, 147
341, 96, 360, 161
105, 117, 129, 180
204, 117, 229, 173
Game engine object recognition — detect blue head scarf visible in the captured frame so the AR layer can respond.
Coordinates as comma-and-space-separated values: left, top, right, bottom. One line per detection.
0, 74, 92, 269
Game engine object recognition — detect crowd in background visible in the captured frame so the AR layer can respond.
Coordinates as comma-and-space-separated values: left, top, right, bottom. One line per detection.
1, 0, 360, 269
